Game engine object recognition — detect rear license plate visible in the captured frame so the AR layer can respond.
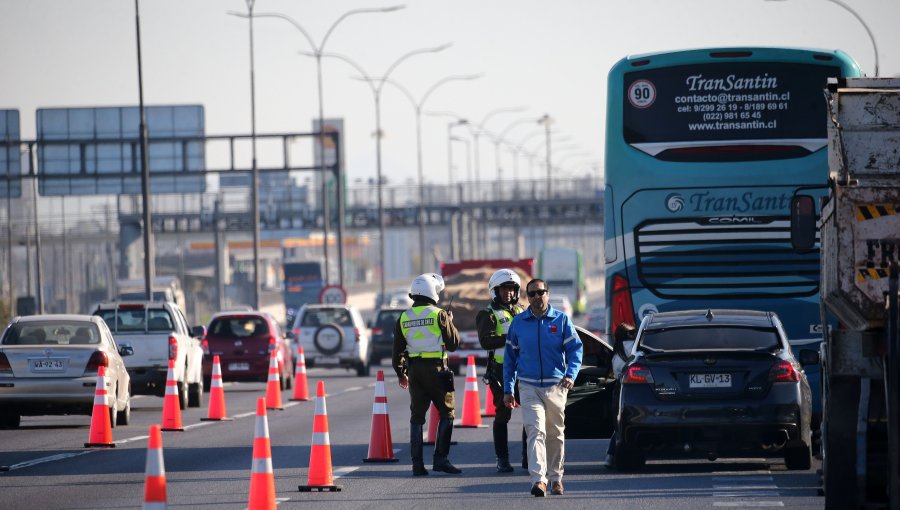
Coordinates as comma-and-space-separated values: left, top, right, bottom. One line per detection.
30, 358, 68, 372
316, 356, 339, 365
689, 373, 731, 388
228, 362, 250, 371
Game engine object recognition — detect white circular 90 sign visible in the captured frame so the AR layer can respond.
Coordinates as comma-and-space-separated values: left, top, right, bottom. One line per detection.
628, 79, 656, 109
318, 285, 347, 305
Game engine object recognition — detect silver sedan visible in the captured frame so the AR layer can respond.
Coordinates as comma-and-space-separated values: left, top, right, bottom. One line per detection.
0, 314, 133, 429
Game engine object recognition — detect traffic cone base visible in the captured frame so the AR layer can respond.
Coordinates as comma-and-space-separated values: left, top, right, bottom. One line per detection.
363, 370, 399, 463
456, 355, 487, 428
298, 381, 343, 492
85, 366, 116, 448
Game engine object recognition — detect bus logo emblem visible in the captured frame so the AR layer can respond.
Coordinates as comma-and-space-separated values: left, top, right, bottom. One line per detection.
665, 193, 684, 212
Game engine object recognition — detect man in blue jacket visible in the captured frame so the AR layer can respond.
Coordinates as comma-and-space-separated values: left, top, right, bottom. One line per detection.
503, 278, 582, 497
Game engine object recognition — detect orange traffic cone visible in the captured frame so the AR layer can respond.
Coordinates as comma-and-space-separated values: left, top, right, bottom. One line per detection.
201, 355, 231, 421
290, 347, 310, 402
84, 365, 115, 448
425, 403, 456, 446
143, 424, 167, 509
298, 381, 342, 492
483, 384, 497, 417
456, 355, 485, 428
363, 370, 398, 463
160, 360, 184, 431
265, 351, 283, 411
248, 398, 276, 510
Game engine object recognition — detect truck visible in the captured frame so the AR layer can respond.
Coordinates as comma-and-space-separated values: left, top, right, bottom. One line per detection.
93, 301, 206, 410
791, 77, 900, 508
116, 276, 186, 314
438, 258, 534, 374
283, 261, 325, 327
537, 246, 587, 315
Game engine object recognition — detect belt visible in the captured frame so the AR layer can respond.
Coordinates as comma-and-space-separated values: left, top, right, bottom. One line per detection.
408, 357, 445, 364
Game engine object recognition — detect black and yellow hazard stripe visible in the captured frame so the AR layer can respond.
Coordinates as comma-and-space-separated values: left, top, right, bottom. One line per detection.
856, 204, 899, 221
857, 267, 889, 283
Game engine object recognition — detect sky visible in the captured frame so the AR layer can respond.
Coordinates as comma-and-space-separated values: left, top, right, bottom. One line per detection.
2, 0, 898, 189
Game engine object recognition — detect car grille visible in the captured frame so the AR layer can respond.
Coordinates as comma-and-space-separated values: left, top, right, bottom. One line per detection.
634, 217, 819, 299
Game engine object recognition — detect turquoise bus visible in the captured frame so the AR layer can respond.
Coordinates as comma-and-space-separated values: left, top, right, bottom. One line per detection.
604, 47, 859, 433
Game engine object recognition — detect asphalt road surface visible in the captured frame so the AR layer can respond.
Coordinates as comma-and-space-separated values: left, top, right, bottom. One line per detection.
1, 366, 824, 509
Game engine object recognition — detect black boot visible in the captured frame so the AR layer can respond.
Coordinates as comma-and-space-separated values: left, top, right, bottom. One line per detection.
410, 423, 428, 476
433, 417, 462, 474
521, 426, 528, 470
493, 422, 513, 473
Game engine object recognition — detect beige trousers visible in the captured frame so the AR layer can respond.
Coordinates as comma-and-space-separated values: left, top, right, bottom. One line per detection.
519, 381, 568, 485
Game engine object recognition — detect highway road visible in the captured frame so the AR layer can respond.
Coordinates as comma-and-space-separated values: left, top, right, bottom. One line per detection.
1, 366, 825, 509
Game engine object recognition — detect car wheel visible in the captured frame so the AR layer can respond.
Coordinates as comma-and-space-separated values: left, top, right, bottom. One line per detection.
177, 380, 188, 411
0, 411, 21, 429
614, 441, 646, 471
117, 392, 131, 426
285, 369, 293, 390
356, 360, 370, 377
784, 440, 811, 470
314, 324, 344, 356
305, 359, 315, 369
203, 376, 212, 393
188, 379, 204, 408
108, 403, 117, 429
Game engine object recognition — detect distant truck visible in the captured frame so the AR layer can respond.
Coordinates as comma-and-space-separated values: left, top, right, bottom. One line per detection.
283, 261, 324, 326
791, 77, 900, 508
93, 301, 205, 410
116, 276, 185, 313
537, 247, 587, 315
439, 258, 534, 374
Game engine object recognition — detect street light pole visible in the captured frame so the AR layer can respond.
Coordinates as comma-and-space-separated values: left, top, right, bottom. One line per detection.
134, 0, 155, 303
314, 45, 451, 298
473, 107, 526, 187
382, 74, 481, 273
230, 5, 405, 290
491, 117, 535, 186
537, 114, 554, 195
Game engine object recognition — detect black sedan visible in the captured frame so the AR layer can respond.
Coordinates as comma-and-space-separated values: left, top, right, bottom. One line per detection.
564, 326, 618, 440
614, 309, 815, 471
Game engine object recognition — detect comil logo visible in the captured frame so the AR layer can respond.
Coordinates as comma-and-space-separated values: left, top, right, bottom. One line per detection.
665, 193, 685, 213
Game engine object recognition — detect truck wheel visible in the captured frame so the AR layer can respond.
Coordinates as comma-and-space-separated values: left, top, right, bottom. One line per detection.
177, 380, 188, 411
356, 360, 370, 377
823, 377, 858, 509
784, 440, 811, 470
614, 441, 646, 471
188, 380, 203, 408
108, 404, 117, 429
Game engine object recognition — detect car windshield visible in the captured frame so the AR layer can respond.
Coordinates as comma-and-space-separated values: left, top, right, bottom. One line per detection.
96, 308, 173, 332
2, 321, 100, 345
209, 317, 269, 338
638, 326, 781, 352
300, 308, 353, 327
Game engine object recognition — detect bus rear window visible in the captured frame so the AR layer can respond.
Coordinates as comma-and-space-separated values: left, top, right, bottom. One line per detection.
622, 62, 840, 161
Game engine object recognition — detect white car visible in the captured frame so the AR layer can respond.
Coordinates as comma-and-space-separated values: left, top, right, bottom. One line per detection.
288, 304, 371, 377
549, 294, 574, 318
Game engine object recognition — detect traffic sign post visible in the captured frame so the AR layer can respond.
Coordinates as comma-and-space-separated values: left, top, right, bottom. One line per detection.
318, 285, 347, 305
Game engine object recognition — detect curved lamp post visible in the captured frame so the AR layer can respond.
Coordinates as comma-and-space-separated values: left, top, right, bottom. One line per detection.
228, 5, 405, 289
382, 74, 482, 272
490, 117, 536, 186
471, 107, 526, 185
307, 45, 451, 298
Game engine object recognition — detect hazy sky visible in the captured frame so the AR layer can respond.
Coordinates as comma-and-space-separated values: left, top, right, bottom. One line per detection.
2, 0, 897, 188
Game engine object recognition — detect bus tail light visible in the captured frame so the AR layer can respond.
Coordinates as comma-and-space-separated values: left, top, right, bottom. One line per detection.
610, 273, 636, 331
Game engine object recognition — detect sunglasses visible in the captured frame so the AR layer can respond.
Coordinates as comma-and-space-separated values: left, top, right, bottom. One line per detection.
526, 289, 548, 298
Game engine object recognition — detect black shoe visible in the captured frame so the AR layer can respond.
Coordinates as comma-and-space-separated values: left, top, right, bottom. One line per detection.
531, 481, 547, 497
412, 464, 429, 476
433, 459, 462, 474
496, 457, 514, 473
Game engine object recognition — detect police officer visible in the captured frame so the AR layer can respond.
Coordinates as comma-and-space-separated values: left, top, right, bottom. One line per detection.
476, 269, 525, 473
392, 273, 462, 476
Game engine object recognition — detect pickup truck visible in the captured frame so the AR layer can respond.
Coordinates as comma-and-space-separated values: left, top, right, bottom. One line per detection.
93, 301, 205, 409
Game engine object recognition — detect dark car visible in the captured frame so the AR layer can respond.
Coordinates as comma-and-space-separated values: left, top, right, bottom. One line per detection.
201, 311, 293, 390
614, 309, 815, 471
564, 326, 618, 439
369, 307, 406, 366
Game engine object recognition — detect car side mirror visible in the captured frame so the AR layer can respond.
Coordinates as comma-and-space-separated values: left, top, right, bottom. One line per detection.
118, 344, 134, 357
190, 325, 206, 338
798, 348, 820, 366
790, 195, 817, 251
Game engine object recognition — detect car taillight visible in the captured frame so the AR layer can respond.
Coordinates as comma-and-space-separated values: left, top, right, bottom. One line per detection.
268, 337, 277, 354
168, 335, 178, 361
769, 360, 799, 382
200, 338, 209, 355
0, 353, 11, 375
623, 363, 654, 384
372, 327, 384, 335
85, 351, 109, 373
354, 328, 360, 343
292, 327, 300, 337
610, 273, 636, 332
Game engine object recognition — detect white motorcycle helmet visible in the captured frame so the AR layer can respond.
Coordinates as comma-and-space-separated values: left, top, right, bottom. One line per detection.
409, 273, 445, 303
488, 268, 521, 302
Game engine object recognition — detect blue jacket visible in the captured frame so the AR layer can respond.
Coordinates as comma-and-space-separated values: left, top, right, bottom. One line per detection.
503, 305, 582, 393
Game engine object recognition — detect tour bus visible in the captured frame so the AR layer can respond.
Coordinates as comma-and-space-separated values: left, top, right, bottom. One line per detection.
604, 47, 860, 431
537, 246, 587, 315
283, 261, 324, 326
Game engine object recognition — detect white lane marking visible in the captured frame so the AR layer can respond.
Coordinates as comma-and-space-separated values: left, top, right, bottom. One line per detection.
713, 503, 784, 507
233, 411, 256, 419
341, 386, 364, 393
713, 485, 778, 490
332, 466, 359, 479
713, 476, 774, 482
3, 452, 92, 471
714, 492, 781, 497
